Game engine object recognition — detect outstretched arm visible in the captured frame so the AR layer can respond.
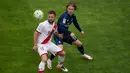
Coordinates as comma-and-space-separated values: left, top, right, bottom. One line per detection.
73, 16, 84, 36
73, 16, 82, 32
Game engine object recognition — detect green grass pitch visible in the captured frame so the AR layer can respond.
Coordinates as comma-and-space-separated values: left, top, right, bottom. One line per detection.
0, 0, 130, 73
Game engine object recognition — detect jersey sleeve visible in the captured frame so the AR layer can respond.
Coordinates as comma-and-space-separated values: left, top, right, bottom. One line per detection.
36, 23, 44, 34
73, 15, 82, 32
54, 24, 58, 33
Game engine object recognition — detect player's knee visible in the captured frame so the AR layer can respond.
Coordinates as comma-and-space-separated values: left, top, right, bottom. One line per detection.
41, 55, 47, 62
62, 51, 66, 56
73, 40, 83, 47
41, 58, 47, 62
77, 41, 82, 47
59, 51, 66, 56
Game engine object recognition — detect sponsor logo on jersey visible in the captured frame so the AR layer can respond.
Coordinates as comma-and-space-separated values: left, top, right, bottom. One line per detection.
63, 18, 66, 24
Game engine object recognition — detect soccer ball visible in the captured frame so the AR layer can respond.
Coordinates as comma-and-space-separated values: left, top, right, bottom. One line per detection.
33, 10, 44, 20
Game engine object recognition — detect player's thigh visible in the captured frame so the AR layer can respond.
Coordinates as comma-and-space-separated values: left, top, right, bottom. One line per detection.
48, 42, 65, 56
37, 44, 48, 57
58, 44, 64, 49
63, 35, 77, 44
72, 39, 82, 47
57, 44, 66, 56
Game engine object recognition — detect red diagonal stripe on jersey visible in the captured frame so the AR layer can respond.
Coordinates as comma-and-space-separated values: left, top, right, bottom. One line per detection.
41, 24, 57, 44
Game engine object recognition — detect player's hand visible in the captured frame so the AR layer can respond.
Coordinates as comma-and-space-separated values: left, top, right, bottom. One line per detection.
58, 34, 63, 39
70, 33, 77, 39
32, 45, 38, 51
81, 31, 84, 36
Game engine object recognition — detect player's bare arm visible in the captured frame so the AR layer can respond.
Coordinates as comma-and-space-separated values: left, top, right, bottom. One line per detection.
81, 31, 84, 36
55, 32, 63, 39
33, 31, 39, 50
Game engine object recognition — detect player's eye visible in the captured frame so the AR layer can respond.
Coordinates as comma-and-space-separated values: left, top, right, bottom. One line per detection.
68, 8, 74, 11
69, 8, 71, 10
49, 16, 52, 18
71, 8, 74, 10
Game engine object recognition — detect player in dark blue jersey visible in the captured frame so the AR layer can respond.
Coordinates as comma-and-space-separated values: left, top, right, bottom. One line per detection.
47, 3, 93, 70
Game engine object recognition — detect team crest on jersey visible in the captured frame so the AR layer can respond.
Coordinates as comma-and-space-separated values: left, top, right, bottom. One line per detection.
59, 41, 61, 43
63, 18, 66, 24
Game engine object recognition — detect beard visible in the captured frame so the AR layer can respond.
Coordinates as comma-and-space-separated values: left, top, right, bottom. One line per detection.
48, 20, 54, 24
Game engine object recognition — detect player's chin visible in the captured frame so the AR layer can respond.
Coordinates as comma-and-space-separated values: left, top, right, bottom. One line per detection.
69, 13, 73, 16
48, 20, 54, 24
50, 21, 54, 23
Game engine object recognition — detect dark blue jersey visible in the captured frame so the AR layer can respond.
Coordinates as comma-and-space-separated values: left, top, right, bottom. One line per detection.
57, 11, 82, 35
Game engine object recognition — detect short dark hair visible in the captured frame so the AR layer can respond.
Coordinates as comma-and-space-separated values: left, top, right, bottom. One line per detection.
66, 3, 77, 10
48, 10, 56, 16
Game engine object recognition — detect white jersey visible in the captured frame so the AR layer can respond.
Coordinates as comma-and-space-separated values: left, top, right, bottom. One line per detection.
36, 20, 57, 44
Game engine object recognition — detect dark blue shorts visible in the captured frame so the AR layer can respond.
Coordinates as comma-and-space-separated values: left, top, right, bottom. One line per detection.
53, 34, 77, 45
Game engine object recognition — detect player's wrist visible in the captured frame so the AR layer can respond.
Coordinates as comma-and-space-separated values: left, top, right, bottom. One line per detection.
81, 31, 84, 33
81, 30, 84, 33
34, 44, 37, 46
70, 33, 74, 36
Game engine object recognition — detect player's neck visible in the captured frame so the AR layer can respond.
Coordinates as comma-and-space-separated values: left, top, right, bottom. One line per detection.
66, 11, 73, 17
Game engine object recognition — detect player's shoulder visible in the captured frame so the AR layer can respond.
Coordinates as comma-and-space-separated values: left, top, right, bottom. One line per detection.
62, 11, 68, 15
61, 12, 69, 18
72, 14, 76, 17
72, 14, 77, 20
39, 20, 48, 26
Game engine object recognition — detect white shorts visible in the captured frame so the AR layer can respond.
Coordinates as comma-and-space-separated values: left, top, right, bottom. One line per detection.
37, 42, 63, 56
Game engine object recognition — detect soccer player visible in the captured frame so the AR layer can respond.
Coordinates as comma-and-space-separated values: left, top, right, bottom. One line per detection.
47, 3, 93, 70
32, 10, 68, 73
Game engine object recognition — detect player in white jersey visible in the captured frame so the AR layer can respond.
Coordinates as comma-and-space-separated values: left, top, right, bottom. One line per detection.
32, 10, 68, 73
